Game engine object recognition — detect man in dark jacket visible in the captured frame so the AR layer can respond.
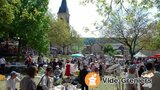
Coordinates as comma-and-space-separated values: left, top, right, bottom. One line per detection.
141, 62, 160, 90
79, 65, 89, 90
20, 66, 38, 90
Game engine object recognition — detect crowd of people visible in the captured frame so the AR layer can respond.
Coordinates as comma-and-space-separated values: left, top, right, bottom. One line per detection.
6, 66, 54, 90
2, 53, 160, 90
3, 54, 106, 90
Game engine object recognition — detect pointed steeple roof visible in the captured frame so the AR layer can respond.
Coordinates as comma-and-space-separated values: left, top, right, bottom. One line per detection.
58, 0, 69, 13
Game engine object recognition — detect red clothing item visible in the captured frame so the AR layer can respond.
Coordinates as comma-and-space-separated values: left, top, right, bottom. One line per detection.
28, 56, 32, 64
65, 64, 71, 76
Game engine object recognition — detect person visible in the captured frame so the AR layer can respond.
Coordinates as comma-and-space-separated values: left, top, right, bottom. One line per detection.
40, 66, 54, 90
124, 65, 128, 75
6, 71, 21, 90
25, 54, 33, 67
90, 63, 96, 72
154, 63, 160, 71
125, 65, 138, 90
78, 65, 89, 90
99, 62, 105, 79
138, 65, 145, 77
141, 62, 160, 90
50, 59, 57, 71
77, 60, 81, 70
70, 63, 77, 76
0, 56, 6, 74
20, 66, 38, 90
37, 54, 44, 70
53, 65, 62, 82
57, 60, 63, 69
64, 60, 71, 77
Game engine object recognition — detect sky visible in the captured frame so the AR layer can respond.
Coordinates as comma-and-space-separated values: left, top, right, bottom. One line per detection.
48, 0, 102, 38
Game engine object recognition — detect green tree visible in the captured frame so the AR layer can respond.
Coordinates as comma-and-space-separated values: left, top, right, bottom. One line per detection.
147, 22, 160, 50
69, 27, 84, 52
49, 18, 71, 54
49, 17, 83, 54
147, 1, 160, 50
8, 0, 50, 53
0, 0, 20, 36
103, 44, 117, 56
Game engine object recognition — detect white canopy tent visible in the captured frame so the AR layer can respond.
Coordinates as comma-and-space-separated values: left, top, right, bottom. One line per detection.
134, 52, 147, 58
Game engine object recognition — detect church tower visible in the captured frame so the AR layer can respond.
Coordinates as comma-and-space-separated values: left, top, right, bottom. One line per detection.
58, 0, 70, 24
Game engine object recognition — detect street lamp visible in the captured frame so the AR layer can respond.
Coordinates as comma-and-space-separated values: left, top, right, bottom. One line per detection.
17, 37, 20, 62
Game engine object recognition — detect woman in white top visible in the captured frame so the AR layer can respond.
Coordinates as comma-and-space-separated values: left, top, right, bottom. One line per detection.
40, 66, 54, 90
6, 71, 20, 90
0, 56, 6, 74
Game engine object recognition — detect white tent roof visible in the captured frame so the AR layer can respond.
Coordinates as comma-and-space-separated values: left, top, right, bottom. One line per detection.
134, 52, 147, 58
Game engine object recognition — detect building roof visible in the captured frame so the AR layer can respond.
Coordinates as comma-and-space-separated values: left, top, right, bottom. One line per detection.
58, 0, 69, 13
83, 38, 119, 45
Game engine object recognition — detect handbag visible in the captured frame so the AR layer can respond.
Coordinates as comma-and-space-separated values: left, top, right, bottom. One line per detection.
37, 85, 43, 90
37, 75, 45, 90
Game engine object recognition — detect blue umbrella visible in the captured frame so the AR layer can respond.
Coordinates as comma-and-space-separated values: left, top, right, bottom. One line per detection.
71, 54, 84, 57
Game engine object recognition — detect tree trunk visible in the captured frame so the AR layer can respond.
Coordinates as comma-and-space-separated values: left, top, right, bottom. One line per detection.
62, 45, 68, 55
62, 46, 65, 55
130, 53, 134, 61
129, 47, 134, 61
66, 47, 69, 55
78, 45, 80, 52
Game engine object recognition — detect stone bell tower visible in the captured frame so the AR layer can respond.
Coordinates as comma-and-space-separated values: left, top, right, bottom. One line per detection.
58, 0, 70, 24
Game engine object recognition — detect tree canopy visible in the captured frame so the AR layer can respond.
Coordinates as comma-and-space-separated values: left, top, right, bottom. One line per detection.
1, 0, 50, 53
103, 43, 117, 56
48, 17, 83, 54
81, 0, 160, 59
49, 18, 71, 47
0, 0, 20, 35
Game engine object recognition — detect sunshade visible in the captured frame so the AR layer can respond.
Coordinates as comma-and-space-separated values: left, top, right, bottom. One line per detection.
147, 56, 156, 58
134, 52, 147, 58
155, 54, 160, 57
71, 54, 84, 57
